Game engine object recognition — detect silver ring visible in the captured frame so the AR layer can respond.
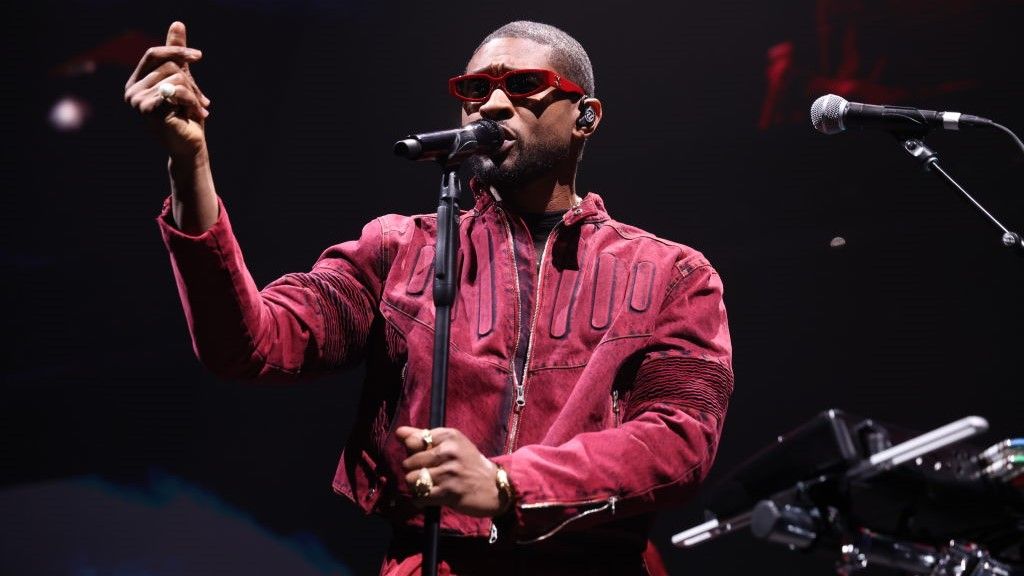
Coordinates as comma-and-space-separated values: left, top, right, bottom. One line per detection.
158, 82, 176, 103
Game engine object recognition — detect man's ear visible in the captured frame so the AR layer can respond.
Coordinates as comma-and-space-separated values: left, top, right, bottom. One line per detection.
573, 97, 603, 137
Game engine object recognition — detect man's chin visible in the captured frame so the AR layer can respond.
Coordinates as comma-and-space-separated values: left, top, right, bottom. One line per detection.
469, 152, 513, 186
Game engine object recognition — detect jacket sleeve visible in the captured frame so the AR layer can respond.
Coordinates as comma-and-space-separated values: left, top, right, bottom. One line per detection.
157, 196, 387, 379
491, 258, 734, 543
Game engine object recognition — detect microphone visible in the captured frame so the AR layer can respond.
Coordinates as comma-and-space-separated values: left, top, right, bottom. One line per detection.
810, 94, 991, 135
394, 119, 504, 162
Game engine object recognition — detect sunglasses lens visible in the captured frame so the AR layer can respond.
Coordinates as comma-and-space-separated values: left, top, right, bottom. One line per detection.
455, 77, 492, 100
505, 71, 545, 95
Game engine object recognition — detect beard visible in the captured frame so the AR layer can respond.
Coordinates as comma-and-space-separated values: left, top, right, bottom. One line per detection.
468, 134, 570, 192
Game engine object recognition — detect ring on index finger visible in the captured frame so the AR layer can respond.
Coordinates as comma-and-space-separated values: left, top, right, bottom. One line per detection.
158, 82, 176, 104
421, 429, 434, 450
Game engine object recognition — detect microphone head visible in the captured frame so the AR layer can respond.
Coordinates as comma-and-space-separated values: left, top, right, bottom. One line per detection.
393, 138, 422, 158
810, 94, 849, 135
467, 119, 504, 150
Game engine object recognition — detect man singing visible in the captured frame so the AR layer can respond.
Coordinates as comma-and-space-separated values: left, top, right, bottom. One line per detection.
125, 19, 734, 575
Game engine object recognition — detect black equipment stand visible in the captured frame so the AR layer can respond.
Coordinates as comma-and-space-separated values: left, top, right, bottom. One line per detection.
392, 119, 501, 576
422, 153, 464, 576
899, 136, 1024, 257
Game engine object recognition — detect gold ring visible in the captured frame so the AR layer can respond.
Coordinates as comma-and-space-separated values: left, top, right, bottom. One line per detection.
421, 429, 434, 450
414, 467, 433, 498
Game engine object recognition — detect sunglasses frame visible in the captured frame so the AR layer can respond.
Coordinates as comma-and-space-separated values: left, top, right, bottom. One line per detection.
448, 68, 586, 102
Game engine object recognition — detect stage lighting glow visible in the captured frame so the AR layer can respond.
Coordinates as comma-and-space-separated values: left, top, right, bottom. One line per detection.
49, 96, 90, 132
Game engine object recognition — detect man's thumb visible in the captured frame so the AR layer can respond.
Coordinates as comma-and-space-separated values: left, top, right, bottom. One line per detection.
166, 21, 187, 47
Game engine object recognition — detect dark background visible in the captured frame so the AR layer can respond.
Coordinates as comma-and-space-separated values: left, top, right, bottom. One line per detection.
3, 1, 1022, 574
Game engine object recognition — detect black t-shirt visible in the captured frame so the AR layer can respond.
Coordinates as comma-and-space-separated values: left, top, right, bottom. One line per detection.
518, 210, 566, 266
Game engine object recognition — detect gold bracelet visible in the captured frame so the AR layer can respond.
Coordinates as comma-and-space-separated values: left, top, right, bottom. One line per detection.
495, 465, 512, 505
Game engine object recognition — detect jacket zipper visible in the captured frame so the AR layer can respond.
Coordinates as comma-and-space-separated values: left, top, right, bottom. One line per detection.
506, 220, 562, 453
495, 207, 524, 453
612, 389, 621, 427
517, 495, 618, 544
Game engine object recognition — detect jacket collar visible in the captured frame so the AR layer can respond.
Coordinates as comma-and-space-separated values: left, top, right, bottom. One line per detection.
562, 192, 607, 226
469, 177, 610, 226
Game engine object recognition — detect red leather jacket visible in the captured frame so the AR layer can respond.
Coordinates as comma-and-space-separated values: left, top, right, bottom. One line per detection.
158, 189, 733, 566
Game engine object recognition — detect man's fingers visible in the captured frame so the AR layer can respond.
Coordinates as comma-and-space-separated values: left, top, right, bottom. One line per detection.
182, 69, 211, 106
395, 426, 423, 441
401, 443, 456, 471
405, 464, 457, 507
140, 83, 208, 123
130, 74, 187, 109
166, 21, 188, 47
141, 60, 210, 107
127, 62, 186, 95
126, 46, 201, 88
404, 464, 455, 486
128, 63, 210, 108
396, 427, 456, 454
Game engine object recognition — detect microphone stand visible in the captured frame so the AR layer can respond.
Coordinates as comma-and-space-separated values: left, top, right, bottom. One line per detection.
422, 144, 465, 576
898, 135, 1024, 257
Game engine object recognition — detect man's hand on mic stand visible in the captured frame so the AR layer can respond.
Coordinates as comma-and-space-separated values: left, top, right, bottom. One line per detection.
396, 426, 512, 518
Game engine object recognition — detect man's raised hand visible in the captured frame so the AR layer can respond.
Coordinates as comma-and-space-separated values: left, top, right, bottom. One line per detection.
124, 21, 211, 161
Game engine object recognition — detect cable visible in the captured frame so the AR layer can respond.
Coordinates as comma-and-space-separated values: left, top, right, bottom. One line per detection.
990, 121, 1024, 157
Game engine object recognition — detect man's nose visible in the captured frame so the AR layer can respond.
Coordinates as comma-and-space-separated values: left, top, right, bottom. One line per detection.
478, 88, 514, 121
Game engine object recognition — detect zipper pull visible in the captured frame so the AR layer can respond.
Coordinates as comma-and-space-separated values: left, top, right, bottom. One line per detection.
514, 385, 526, 411
489, 522, 499, 544
611, 389, 620, 426
609, 496, 618, 515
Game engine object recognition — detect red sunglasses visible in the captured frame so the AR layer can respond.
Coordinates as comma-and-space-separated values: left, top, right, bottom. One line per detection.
449, 69, 586, 102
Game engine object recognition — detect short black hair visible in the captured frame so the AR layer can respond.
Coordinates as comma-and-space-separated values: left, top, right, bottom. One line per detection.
474, 20, 595, 96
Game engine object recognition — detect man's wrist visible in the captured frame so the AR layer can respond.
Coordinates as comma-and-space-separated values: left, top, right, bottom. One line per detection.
168, 146, 210, 178
167, 146, 218, 235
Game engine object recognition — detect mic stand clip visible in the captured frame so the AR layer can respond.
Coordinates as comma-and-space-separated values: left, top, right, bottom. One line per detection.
898, 136, 1024, 257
